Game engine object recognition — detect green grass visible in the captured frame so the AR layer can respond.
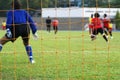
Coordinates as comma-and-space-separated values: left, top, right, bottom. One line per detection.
0, 30, 120, 80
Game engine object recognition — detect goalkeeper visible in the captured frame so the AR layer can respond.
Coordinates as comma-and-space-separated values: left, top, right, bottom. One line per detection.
0, 0, 38, 64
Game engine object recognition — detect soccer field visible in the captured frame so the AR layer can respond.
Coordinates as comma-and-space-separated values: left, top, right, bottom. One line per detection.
0, 30, 120, 80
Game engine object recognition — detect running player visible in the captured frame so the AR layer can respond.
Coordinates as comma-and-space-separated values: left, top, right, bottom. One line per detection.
102, 14, 113, 38
46, 16, 52, 33
88, 14, 94, 35
1, 20, 6, 30
90, 12, 108, 42
52, 18, 59, 34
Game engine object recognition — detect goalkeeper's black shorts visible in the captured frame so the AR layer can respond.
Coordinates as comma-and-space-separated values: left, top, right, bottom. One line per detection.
5, 24, 30, 42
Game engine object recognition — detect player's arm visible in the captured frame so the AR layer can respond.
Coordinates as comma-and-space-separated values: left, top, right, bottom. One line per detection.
25, 11, 38, 39
25, 11, 37, 34
6, 11, 13, 38
6, 11, 13, 29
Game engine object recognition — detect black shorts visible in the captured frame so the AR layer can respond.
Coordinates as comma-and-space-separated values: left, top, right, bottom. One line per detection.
6, 24, 30, 42
92, 28, 104, 35
104, 27, 109, 31
47, 24, 51, 28
53, 26, 58, 30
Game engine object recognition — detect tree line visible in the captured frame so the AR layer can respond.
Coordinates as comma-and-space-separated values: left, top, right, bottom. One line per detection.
0, 0, 120, 29
0, 0, 120, 17
0, 0, 120, 9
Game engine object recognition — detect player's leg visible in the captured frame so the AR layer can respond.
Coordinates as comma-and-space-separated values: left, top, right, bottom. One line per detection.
47, 25, 51, 32
22, 36, 35, 64
46, 27, 48, 31
104, 28, 109, 38
55, 26, 58, 34
22, 24, 35, 63
25, 45, 35, 63
89, 28, 92, 35
99, 28, 108, 42
91, 29, 97, 41
103, 34, 108, 42
0, 36, 11, 51
48, 25, 51, 32
104, 29, 108, 35
47, 25, 48, 31
49, 25, 51, 32
0, 25, 19, 51
109, 29, 113, 39
53, 26, 56, 34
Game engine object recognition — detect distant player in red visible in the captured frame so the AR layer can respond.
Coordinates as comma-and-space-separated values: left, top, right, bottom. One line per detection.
88, 14, 94, 35
52, 18, 59, 34
90, 12, 108, 42
102, 14, 113, 38
1, 20, 6, 30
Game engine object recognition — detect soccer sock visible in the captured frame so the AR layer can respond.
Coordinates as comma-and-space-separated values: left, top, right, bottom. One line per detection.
25, 45, 33, 62
0, 44, 3, 51
109, 32, 112, 37
104, 30, 108, 35
103, 35, 108, 42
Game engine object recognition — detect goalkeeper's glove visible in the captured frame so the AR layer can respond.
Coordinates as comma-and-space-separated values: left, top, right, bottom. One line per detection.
33, 32, 38, 40
6, 28, 12, 38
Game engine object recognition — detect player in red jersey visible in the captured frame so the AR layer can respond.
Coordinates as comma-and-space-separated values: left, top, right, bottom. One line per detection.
88, 14, 94, 35
102, 14, 113, 38
52, 18, 59, 34
90, 12, 108, 42
1, 20, 6, 30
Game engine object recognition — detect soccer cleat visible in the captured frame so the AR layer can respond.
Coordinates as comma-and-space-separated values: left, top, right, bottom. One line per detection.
29, 57, 35, 64
110, 36, 113, 39
91, 36, 96, 41
30, 59, 35, 64
90, 34, 96, 41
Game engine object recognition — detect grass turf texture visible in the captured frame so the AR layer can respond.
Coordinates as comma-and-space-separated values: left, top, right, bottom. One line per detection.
0, 30, 120, 80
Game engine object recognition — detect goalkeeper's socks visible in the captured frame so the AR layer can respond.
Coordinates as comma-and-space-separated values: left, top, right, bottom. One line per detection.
0, 44, 3, 51
25, 45, 35, 63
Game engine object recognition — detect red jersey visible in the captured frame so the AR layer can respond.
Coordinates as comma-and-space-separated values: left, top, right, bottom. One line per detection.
89, 17, 94, 29
102, 17, 110, 28
91, 18, 102, 29
89, 24, 94, 29
52, 20, 59, 27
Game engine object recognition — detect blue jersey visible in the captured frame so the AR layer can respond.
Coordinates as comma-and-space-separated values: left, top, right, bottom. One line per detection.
6, 9, 37, 34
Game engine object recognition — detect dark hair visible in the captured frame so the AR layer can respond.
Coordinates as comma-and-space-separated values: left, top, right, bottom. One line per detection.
91, 14, 93, 18
94, 12, 100, 18
11, 0, 21, 9
104, 14, 107, 17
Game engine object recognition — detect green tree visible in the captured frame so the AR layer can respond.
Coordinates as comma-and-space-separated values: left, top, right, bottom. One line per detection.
0, 0, 11, 16
110, 0, 120, 8
115, 11, 120, 30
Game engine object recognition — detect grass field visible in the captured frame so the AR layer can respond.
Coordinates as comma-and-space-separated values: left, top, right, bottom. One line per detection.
0, 30, 120, 80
